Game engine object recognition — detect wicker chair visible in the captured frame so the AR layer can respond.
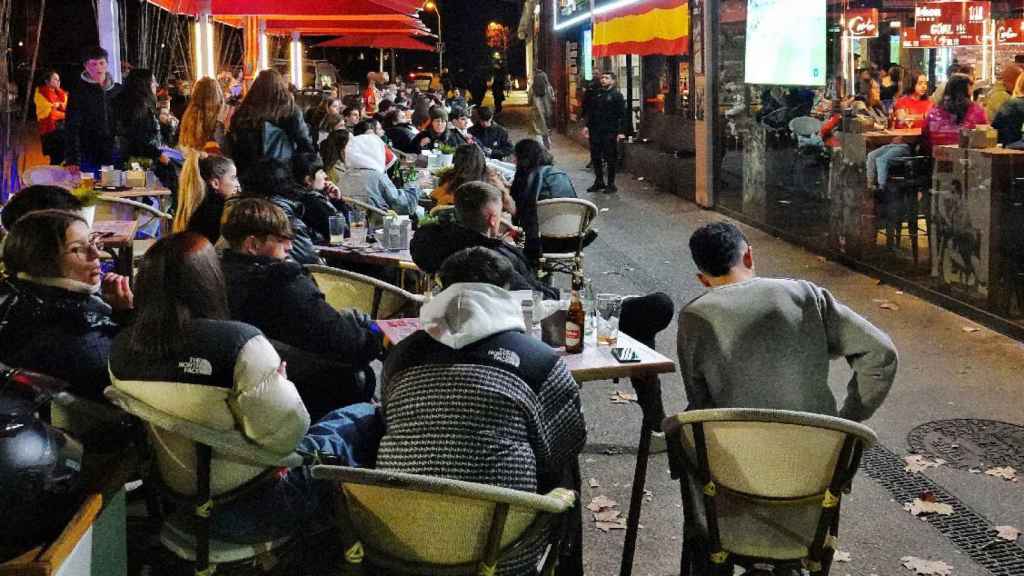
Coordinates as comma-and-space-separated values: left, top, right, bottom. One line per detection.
104, 386, 304, 575
310, 465, 577, 575
536, 198, 598, 278
306, 264, 425, 319
662, 408, 877, 576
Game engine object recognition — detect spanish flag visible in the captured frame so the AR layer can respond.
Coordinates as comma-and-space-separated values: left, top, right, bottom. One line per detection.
593, 0, 689, 57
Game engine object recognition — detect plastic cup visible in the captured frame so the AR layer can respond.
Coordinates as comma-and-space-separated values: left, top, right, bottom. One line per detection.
348, 210, 367, 245
328, 215, 346, 245
596, 293, 622, 347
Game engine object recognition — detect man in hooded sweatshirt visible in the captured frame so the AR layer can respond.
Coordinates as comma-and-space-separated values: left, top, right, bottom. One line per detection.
378, 246, 586, 573
65, 46, 122, 174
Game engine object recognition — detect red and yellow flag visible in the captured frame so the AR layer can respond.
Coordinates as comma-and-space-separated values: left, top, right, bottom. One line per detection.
593, 0, 689, 57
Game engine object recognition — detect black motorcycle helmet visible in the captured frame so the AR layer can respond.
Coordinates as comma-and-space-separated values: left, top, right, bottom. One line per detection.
0, 363, 83, 561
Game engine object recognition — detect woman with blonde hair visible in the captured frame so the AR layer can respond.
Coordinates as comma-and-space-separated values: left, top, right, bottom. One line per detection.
173, 77, 227, 233
992, 73, 1024, 146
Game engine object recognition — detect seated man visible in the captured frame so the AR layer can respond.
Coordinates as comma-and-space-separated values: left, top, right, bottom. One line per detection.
469, 106, 514, 160
379, 246, 586, 572
412, 181, 675, 439
220, 198, 384, 421
678, 222, 898, 421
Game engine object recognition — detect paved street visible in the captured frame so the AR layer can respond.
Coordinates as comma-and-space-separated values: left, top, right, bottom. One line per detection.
496, 96, 1024, 576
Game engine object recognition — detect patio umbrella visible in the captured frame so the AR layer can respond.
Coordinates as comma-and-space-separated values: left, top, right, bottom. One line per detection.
315, 34, 436, 51
145, 0, 422, 17
259, 17, 432, 36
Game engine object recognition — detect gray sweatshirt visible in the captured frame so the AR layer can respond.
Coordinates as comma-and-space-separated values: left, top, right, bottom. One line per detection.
677, 277, 897, 422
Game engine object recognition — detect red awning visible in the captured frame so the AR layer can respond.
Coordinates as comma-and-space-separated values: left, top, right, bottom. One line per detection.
258, 17, 431, 35
315, 34, 436, 51
146, 0, 422, 17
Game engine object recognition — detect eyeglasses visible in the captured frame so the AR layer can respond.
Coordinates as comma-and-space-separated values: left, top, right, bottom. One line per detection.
64, 237, 105, 259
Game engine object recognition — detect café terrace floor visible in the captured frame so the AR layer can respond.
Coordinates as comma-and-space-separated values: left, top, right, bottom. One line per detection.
493, 98, 1024, 576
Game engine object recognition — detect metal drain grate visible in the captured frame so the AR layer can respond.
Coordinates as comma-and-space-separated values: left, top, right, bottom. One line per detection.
907, 419, 1024, 471
862, 444, 1024, 576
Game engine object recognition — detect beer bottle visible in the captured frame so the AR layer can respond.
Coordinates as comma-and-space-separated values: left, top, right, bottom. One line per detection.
565, 271, 585, 354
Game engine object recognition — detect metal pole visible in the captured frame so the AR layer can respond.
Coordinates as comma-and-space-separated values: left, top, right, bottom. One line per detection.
435, 6, 444, 73
95, 0, 124, 83
700, 0, 719, 208
379, 48, 385, 74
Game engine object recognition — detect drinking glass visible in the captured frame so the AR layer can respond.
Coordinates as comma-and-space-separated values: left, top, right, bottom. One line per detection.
596, 293, 623, 346
328, 215, 346, 245
348, 209, 367, 245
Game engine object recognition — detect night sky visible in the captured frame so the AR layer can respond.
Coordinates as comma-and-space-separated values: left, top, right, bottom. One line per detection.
7, 0, 525, 85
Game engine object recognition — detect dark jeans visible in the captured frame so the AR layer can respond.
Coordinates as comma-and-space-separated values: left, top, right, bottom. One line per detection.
620, 292, 675, 430
209, 402, 384, 543
589, 131, 619, 185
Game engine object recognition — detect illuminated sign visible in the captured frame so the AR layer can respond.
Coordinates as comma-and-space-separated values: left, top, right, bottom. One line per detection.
913, 1, 988, 47
845, 9, 879, 38
996, 19, 1024, 46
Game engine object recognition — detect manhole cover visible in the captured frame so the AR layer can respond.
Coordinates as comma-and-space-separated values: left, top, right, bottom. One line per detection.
907, 419, 1024, 471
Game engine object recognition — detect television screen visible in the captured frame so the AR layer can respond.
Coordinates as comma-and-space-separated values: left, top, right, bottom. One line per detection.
744, 0, 827, 86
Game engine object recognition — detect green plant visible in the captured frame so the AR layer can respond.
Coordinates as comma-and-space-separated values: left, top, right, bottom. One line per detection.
436, 143, 456, 155
71, 185, 101, 207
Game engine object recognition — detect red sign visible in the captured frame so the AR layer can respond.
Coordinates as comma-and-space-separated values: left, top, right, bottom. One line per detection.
845, 9, 880, 38
914, 1, 988, 47
996, 19, 1024, 46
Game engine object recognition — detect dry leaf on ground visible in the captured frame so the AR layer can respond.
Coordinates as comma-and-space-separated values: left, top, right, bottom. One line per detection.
588, 478, 600, 489
832, 550, 851, 562
994, 525, 1021, 542
593, 509, 621, 522
904, 454, 946, 473
901, 556, 954, 575
879, 301, 901, 311
961, 326, 980, 333
595, 520, 627, 532
586, 495, 618, 512
904, 499, 954, 517
609, 390, 638, 404
985, 466, 1017, 481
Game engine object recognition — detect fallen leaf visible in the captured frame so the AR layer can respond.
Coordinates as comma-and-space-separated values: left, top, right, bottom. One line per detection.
968, 468, 981, 474
833, 550, 852, 563
588, 478, 600, 489
904, 498, 954, 517
593, 509, 621, 522
586, 495, 618, 512
901, 556, 953, 575
961, 326, 980, 333
904, 455, 946, 473
594, 521, 627, 532
879, 301, 901, 311
985, 466, 1018, 481
600, 208, 610, 212
994, 525, 1020, 542
610, 390, 638, 404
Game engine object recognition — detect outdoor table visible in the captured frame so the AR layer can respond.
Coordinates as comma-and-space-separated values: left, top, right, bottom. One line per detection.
377, 317, 676, 576
316, 239, 423, 293
98, 185, 174, 212
92, 220, 138, 277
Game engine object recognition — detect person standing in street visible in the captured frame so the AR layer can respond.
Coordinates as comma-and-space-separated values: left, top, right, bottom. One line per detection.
528, 70, 555, 149
581, 71, 626, 193
64, 47, 122, 174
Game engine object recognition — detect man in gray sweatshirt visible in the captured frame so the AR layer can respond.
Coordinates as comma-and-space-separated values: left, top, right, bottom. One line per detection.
678, 222, 897, 422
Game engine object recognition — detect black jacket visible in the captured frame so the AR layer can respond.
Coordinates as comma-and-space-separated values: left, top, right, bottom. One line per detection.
266, 194, 321, 265
581, 86, 627, 135
225, 107, 316, 177
410, 221, 559, 299
510, 166, 578, 262
64, 73, 122, 166
0, 278, 123, 400
992, 98, 1024, 145
386, 124, 420, 154
220, 251, 383, 420
187, 194, 227, 245
414, 127, 469, 153
296, 190, 340, 245
468, 123, 514, 159
117, 104, 164, 162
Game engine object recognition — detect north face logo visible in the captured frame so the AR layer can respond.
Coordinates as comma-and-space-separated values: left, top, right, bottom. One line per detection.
487, 348, 521, 368
178, 357, 213, 376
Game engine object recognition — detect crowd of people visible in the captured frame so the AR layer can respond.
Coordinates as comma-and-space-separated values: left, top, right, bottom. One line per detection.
5, 46, 903, 573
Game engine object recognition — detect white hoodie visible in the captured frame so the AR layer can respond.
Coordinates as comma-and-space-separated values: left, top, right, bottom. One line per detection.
419, 283, 525, 350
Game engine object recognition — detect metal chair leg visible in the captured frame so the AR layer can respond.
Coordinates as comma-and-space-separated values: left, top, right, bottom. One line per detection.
618, 423, 653, 576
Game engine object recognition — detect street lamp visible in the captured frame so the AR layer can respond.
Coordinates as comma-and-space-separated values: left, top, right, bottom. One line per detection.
422, 1, 443, 73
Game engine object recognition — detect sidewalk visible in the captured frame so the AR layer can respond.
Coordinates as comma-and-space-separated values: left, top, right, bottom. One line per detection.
497, 104, 1024, 576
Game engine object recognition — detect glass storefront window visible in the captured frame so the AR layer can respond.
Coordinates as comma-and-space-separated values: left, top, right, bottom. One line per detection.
714, 0, 1024, 331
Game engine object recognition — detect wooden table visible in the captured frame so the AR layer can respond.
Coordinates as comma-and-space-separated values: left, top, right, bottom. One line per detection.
316, 239, 423, 293
378, 316, 675, 576
98, 185, 173, 212
92, 220, 138, 277
860, 128, 922, 148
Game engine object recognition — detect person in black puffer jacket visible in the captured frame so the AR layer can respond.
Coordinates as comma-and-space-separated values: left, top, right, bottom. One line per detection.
0, 210, 134, 400
64, 46, 122, 173
225, 69, 315, 178
411, 182, 559, 300
239, 158, 322, 265
220, 198, 384, 420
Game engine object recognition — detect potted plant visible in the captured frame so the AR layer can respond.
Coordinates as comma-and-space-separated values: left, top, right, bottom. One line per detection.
71, 184, 101, 226
436, 143, 456, 167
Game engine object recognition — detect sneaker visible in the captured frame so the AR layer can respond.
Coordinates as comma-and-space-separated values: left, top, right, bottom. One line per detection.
587, 182, 606, 193
649, 431, 667, 454
604, 184, 618, 194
